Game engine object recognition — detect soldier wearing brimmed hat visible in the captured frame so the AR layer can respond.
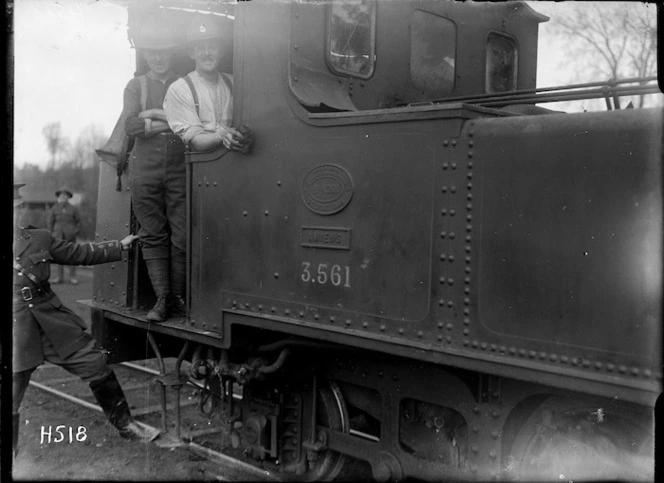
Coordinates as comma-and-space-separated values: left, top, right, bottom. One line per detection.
47, 186, 82, 284
163, 14, 253, 153
12, 183, 159, 457
123, 13, 188, 322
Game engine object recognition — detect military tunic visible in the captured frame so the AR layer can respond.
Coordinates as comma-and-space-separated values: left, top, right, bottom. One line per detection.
13, 226, 124, 373
47, 201, 81, 241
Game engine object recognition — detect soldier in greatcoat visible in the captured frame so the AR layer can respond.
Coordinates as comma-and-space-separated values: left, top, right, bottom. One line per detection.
47, 186, 82, 284
12, 183, 159, 457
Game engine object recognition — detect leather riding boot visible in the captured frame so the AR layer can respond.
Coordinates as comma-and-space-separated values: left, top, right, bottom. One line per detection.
145, 258, 170, 322
170, 257, 186, 316
89, 371, 159, 442
13, 412, 20, 458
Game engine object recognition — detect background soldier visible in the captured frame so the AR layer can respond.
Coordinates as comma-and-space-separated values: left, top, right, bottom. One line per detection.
12, 183, 159, 457
47, 186, 81, 285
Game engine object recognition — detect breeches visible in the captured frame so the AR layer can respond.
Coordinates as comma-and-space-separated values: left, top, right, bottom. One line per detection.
12, 337, 111, 413
129, 135, 186, 261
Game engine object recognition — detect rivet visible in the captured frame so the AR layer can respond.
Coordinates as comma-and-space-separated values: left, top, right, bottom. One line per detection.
329, 316, 335, 323
561, 355, 569, 363
448, 278, 454, 285
472, 340, 479, 348
472, 406, 480, 414
582, 360, 590, 368
448, 255, 455, 262
314, 313, 319, 319
206, 181, 210, 187
441, 231, 447, 238
259, 305, 264, 311
451, 163, 457, 170
293, 44, 299, 50
509, 347, 516, 355
272, 306, 277, 313
449, 209, 456, 216
439, 276, 445, 284
595, 362, 603, 370
466, 214, 473, 221
481, 342, 487, 350
285, 309, 291, 315
465, 256, 472, 263
378, 371, 384, 377
468, 140, 474, 147
277, 180, 282, 186
440, 253, 446, 260
463, 339, 469, 346
550, 354, 558, 362
463, 328, 470, 335
398, 328, 404, 334
243, 211, 248, 217
198, 181, 202, 186
274, 272, 279, 278
606, 363, 614, 371
446, 323, 453, 330
465, 245, 471, 253
489, 344, 496, 351
439, 299, 445, 306
437, 321, 444, 328
245, 302, 251, 308
466, 235, 472, 242
441, 208, 447, 216
293, 75, 299, 82
469, 131, 474, 137
467, 182, 473, 190
472, 446, 479, 453
464, 297, 470, 305
345, 319, 351, 325
264, 210, 269, 216
437, 334, 443, 341
417, 331, 423, 338
491, 430, 499, 439
539, 352, 547, 360
519, 349, 527, 357
491, 409, 500, 419
464, 308, 470, 315
447, 301, 453, 307
644, 369, 652, 377
443, 140, 449, 147
299, 311, 304, 317
468, 152, 474, 158
529, 351, 537, 358
363, 321, 368, 328
232, 300, 237, 307
450, 186, 457, 193
213, 182, 218, 187
463, 317, 470, 325
489, 450, 497, 459
442, 162, 449, 170
380, 324, 385, 331
442, 186, 448, 193
110, 282, 114, 287
466, 224, 473, 232
466, 203, 473, 210
449, 232, 456, 239
451, 140, 457, 146
618, 365, 627, 374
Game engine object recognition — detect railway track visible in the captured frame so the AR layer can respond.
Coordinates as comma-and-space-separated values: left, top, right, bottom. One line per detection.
28, 359, 279, 482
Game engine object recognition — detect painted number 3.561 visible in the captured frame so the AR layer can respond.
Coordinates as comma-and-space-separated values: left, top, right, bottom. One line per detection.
301, 262, 351, 288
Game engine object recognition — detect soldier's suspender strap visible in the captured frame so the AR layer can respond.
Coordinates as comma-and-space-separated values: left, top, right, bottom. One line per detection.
139, 74, 147, 111
184, 74, 200, 117
183, 73, 232, 118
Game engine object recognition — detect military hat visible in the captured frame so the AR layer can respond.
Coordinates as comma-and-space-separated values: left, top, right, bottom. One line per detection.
55, 186, 73, 198
14, 182, 25, 207
134, 14, 178, 50
185, 14, 224, 44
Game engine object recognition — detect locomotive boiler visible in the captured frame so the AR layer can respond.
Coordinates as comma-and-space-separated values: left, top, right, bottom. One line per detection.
89, 1, 662, 480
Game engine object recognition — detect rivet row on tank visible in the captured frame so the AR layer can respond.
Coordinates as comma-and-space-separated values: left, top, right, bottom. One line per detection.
213, 182, 218, 187
595, 362, 602, 369
465, 256, 471, 263
499, 345, 506, 353
607, 363, 614, 371
464, 297, 470, 305
619, 365, 627, 373
466, 214, 473, 221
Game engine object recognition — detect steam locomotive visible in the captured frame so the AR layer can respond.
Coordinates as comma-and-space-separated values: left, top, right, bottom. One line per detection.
89, 1, 662, 480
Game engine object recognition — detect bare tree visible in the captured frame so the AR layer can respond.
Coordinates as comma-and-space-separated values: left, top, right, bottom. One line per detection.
42, 122, 69, 169
69, 124, 107, 169
546, 2, 657, 107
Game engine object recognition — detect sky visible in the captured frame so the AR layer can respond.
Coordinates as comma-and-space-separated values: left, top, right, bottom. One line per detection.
11, 1, 659, 169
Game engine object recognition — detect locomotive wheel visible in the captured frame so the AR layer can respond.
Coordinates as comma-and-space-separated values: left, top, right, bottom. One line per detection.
505, 396, 654, 482
299, 381, 349, 482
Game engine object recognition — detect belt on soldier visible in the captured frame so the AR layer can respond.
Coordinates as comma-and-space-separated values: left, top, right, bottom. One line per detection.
13, 284, 52, 302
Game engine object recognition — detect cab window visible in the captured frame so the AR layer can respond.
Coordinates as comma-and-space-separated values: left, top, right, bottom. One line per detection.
327, 0, 376, 79
486, 32, 518, 93
410, 10, 456, 95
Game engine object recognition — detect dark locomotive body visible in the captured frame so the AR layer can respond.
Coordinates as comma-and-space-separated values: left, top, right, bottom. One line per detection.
90, 1, 661, 480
